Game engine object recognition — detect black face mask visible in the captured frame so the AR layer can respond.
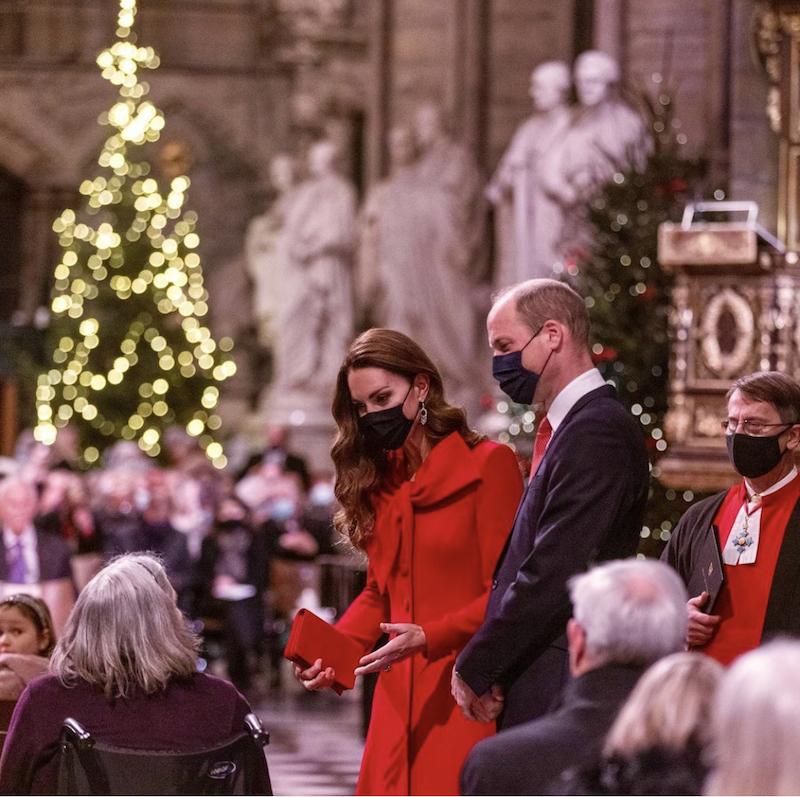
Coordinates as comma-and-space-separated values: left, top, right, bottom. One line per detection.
358, 385, 416, 451
726, 427, 792, 479
492, 327, 548, 405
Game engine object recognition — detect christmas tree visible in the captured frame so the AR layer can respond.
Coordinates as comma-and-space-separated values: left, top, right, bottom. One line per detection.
33, 0, 235, 469
567, 84, 710, 556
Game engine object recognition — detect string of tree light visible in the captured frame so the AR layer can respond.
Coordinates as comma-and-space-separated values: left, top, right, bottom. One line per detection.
34, 0, 236, 469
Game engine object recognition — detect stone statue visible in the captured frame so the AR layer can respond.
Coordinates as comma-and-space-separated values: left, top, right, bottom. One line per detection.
245, 153, 297, 346
358, 120, 486, 411
486, 61, 572, 287
273, 139, 356, 398
541, 50, 650, 209
413, 102, 487, 281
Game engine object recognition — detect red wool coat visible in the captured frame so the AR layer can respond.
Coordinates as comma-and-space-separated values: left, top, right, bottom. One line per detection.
336, 432, 523, 795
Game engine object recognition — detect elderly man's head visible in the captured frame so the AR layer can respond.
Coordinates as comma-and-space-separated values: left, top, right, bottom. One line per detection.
567, 559, 688, 676
574, 50, 620, 107
724, 371, 800, 483
0, 478, 39, 535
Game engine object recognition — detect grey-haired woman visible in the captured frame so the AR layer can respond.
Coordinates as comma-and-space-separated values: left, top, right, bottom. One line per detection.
0, 553, 253, 795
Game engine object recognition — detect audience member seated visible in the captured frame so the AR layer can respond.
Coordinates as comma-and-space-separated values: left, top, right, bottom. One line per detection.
460, 559, 688, 796
559, 652, 723, 795
0, 553, 254, 795
237, 424, 311, 493
0, 478, 74, 636
706, 639, 800, 795
139, 472, 194, 613
94, 470, 147, 559
37, 471, 102, 590
0, 595, 56, 700
198, 496, 268, 692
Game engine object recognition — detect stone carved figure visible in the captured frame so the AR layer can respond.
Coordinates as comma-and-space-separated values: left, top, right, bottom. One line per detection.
245, 153, 298, 346
358, 118, 485, 410
542, 50, 650, 210
274, 139, 356, 398
486, 61, 572, 286
413, 103, 487, 282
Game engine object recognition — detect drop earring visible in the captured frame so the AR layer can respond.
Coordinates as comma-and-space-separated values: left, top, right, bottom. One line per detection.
419, 401, 428, 426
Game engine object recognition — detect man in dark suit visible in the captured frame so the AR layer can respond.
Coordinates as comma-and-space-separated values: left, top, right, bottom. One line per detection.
0, 477, 74, 634
460, 559, 688, 795
452, 278, 649, 727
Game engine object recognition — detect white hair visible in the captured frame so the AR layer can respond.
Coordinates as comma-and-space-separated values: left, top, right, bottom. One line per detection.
604, 652, 723, 758
569, 559, 688, 666
706, 640, 800, 795
575, 49, 621, 84
51, 553, 199, 698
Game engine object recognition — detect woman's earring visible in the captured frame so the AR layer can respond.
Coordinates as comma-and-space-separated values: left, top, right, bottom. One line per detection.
419, 401, 428, 426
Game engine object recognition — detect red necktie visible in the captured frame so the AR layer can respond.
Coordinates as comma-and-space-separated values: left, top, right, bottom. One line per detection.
529, 416, 553, 478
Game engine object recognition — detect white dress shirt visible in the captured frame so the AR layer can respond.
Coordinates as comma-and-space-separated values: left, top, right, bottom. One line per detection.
545, 368, 607, 437
722, 467, 798, 566
2, 525, 40, 584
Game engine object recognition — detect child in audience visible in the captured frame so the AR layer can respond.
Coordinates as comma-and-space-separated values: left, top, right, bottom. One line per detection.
0, 595, 55, 700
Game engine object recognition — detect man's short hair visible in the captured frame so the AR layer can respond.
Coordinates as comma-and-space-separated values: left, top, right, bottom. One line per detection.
726, 371, 800, 425
497, 278, 591, 347
569, 559, 688, 667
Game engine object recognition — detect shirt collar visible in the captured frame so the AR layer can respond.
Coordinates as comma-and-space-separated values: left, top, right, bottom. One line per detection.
2, 526, 36, 549
745, 466, 798, 499
547, 368, 607, 434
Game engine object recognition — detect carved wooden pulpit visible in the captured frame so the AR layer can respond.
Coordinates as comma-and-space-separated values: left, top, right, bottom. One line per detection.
657, 0, 800, 492
657, 203, 790, 492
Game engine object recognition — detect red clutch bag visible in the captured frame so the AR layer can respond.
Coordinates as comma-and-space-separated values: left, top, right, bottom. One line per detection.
283, 608, 363, 695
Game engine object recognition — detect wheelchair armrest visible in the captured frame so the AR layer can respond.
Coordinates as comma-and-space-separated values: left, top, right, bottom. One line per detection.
62, 717, 95, 751
244, 713, 269, 747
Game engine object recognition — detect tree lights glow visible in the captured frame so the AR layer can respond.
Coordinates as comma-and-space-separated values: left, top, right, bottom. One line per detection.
35, 0, 234, 469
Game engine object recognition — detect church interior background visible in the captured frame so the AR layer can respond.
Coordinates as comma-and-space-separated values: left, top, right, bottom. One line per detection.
0, 1, 799, 789
3, 0, 798, 549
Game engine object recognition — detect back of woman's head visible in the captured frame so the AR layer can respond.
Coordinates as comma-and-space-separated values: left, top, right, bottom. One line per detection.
706, 640, 800, 795
331, 328, 481, 549
604, 652, 723, 759
51, 553, 199, 698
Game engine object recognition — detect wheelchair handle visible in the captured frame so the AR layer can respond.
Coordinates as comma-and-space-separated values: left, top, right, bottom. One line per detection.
244, 713, 270, 747
62, 717, 95, 751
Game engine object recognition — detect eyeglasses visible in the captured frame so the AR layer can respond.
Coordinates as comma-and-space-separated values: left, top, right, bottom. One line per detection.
720, 419, 795, 436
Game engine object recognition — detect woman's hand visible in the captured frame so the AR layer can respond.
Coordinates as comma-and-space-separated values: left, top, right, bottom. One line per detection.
292, 658, 336, 691
354, 623, 426, 676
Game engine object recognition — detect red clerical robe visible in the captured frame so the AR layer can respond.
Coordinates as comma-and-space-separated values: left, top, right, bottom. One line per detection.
335, 432, 523, 795
702, 476, 800, 665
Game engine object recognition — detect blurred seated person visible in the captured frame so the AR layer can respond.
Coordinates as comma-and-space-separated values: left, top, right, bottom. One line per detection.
559, 652, 723, 795
0, 594, 57, 701
37, 471, 102, 591
0, 554, 254, 795
0, 478, 74, 636
198, 496, 268, 692
237, 424, 311, 493
460, 559, 689, 796
94, 469, 147, 558
11, 432, 52, 493
139, 471, 193, 613
169, 472, 215, 562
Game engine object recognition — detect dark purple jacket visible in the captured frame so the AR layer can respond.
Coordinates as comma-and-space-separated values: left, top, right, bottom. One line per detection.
0, 672, 251, 794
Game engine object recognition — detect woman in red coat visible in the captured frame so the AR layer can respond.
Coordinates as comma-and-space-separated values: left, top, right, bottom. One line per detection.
295, 329, 523, 795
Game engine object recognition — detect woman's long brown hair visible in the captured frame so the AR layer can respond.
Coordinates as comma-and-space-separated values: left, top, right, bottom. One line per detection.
331, 328, 483, 550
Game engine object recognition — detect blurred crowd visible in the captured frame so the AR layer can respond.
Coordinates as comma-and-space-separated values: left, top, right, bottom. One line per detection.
0, 423, 340, 693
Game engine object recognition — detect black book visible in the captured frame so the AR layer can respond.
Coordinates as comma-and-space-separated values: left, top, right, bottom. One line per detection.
686, 524, 726, 613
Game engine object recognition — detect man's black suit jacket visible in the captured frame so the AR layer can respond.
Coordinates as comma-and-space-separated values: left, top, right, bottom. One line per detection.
0, 529, 72, 583
460, 662, 645, 795
456, 385, 648, 727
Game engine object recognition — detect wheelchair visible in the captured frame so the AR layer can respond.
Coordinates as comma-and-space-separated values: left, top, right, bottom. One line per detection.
57, 712, 272, 795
